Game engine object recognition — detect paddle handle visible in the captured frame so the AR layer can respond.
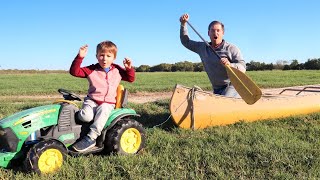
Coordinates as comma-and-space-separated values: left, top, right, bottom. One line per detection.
186, 21, 221, 59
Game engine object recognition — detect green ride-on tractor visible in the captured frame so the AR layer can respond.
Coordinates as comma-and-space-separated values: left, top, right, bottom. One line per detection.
0, 85, 146, 174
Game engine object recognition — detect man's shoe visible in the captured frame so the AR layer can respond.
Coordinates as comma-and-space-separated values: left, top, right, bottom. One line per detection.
72, 136, 96, 152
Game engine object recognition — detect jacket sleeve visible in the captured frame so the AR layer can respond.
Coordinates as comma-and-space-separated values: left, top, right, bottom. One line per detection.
229, 45, 246, 73
180, 24, 203, 54
69, 55, 94, 78
115, 64, 135, 82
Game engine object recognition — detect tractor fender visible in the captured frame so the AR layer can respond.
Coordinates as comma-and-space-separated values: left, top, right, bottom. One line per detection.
95, 112, 140, 148
105, 113, 140, 131
104, 108, 140, 129
38, 138, 68, 152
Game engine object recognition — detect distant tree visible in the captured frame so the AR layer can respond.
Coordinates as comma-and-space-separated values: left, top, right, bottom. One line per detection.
193, 62, 204, 72
289, 59, 299, 70
274, 60, 288, 70
135, 57, 320, 72
283, 64, 290, 70
150, 63, 172, 72
171, 61, 194, 72
286, 60, 303, 70
304, 58, 320, 70
246, 61, 262, 71
263, 63, 273, 70
136, 65, 151, 72
297, 63, 305, 70
246, 61, 273, 71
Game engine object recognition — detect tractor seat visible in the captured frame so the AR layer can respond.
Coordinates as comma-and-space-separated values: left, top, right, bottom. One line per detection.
115, 84, 128, 109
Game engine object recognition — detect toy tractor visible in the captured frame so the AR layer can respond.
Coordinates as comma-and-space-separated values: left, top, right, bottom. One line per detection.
0, 85, 146, 174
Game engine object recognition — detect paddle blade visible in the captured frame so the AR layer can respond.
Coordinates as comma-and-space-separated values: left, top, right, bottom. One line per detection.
225, 66, 262, 105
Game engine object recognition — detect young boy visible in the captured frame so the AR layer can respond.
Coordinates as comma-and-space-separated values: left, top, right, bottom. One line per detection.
69, 40, 135, 152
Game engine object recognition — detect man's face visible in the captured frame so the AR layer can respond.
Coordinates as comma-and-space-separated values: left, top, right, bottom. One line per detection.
96, 51, 115, 68
208, 24, 224, 45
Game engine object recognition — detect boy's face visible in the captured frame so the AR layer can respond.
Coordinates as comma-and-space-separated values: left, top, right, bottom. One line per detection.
96, 51, 115, 68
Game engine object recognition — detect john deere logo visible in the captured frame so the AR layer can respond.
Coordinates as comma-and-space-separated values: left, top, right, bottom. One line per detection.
14, 109, 57, 126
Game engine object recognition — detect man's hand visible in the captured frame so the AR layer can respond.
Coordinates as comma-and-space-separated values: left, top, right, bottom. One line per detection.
123, 57, 132, 69
180, 13, 189, 25
78, 44, 88, 58
220, 57, 231, 66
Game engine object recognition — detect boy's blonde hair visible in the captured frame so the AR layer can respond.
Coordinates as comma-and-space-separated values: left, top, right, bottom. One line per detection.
96, 40, 118, 58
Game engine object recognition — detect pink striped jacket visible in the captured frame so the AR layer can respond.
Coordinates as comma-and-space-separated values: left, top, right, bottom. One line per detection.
69, 55, 135, 105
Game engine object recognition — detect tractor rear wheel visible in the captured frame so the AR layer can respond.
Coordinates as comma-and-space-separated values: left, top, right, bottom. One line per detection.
105, 119, 146, 155
24, 139, 67, 174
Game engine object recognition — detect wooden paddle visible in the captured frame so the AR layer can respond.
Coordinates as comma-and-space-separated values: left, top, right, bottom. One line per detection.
186, 21, 262, 105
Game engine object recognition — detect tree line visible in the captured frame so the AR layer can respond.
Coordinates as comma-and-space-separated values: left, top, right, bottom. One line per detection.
135, 58, 320, 72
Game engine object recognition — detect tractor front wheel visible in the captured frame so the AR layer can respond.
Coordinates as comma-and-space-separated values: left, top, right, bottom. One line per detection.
106, 119, 146, 155
24, 139, 67, 174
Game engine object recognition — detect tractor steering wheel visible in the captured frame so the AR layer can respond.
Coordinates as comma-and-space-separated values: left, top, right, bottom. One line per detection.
58, 89, 82, 101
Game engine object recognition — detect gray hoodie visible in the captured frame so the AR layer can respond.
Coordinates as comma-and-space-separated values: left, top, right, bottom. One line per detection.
180, 24, 246, 89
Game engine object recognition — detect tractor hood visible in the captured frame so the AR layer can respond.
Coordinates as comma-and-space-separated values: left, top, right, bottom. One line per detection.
0, 104, 61, 154
0, 104, 61, 128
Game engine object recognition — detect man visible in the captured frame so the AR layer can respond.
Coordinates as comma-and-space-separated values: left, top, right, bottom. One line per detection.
179, 13, 246, 98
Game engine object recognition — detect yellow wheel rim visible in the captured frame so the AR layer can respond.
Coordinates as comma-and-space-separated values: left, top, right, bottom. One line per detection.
120, 128, 142, 154
38, 148, 64, 174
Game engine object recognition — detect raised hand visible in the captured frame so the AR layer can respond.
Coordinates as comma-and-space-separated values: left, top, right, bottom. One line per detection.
123, 57, 132, 69
180, 13, 189, 25
78, 44, 88, 58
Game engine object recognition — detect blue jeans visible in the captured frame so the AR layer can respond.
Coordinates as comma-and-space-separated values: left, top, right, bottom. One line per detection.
214, 84, 241, 98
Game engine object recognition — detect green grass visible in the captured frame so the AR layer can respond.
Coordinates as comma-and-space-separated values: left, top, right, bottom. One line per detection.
0, 70, 320, 179
249, 70, 320, 88
0, 99, 320, 179
0, 70, 319, 95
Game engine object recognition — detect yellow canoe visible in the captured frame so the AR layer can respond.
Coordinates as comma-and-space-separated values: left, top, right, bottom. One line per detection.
169, 84, 320, 129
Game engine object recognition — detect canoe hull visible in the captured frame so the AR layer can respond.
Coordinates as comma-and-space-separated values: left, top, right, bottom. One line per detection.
169, 84, 320, 129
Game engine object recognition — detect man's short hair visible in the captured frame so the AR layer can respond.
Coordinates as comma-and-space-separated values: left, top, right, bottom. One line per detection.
208, 21, 225, 32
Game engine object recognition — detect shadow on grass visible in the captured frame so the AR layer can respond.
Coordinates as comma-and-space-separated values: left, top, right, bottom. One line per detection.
131, 100, 177, 131
138, 111, 177, 130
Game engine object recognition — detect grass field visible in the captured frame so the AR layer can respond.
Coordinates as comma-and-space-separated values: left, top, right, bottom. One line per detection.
0, 70, 320, 95
0, 70, 320, 179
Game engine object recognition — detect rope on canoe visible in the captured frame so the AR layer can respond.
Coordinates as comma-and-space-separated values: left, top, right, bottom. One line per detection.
153, 86, 202, 130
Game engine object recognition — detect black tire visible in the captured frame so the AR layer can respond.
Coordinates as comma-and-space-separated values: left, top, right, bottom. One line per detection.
24, 139, 67, 174
105, 119, 146, 155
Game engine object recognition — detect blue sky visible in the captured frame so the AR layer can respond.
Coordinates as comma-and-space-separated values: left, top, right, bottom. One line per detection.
1, 1, 319, 70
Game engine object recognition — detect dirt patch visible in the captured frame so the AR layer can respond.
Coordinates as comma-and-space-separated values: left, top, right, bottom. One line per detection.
0, 85, 319, 104
128, 92, 172, 104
